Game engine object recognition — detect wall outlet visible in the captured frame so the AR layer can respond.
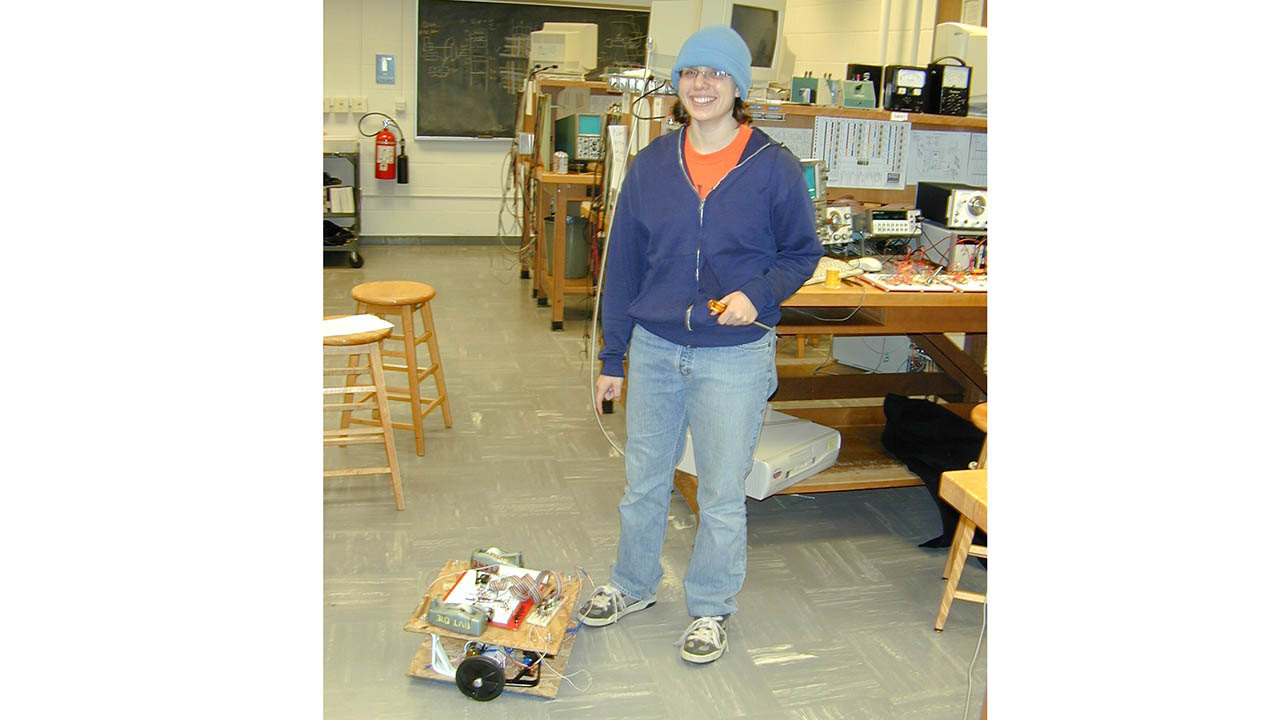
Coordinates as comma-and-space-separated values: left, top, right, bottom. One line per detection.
351, 96, 367, 113
323, 96, 333, 113
333, 97, 349, 113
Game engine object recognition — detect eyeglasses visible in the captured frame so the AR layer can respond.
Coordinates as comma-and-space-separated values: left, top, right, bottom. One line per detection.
678, 68, 731, 82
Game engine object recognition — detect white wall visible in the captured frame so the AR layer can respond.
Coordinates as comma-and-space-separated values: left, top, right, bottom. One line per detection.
323, 0, 940, 238
324, 0, 509, 237
784, 0, 937, 79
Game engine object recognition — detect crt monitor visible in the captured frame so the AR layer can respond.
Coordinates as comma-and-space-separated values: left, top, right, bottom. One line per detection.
542, 22, 598, 72
700, 0, 787, 91
528, 22, 598, 76
646, 0, 702, 85
932, 22, 987, 109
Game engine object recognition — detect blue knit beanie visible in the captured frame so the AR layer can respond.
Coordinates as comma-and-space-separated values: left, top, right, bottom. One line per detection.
672, 25, 752, 101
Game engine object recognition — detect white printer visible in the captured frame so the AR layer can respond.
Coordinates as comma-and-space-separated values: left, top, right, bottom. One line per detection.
676, 409, 841, 500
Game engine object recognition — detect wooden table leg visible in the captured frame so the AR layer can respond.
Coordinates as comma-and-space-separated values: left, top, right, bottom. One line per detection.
935, 517, 976, 631
418, 303, 452, 428
552, 185, 566, 330
908, 333, 987, 399
369, 342, 405, 510
400, 304, 426, 456
534, 178, 547, 303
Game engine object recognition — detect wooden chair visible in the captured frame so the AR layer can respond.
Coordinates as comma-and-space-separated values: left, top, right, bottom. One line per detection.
345, 281, 453, 456
935, 402, 988, 630
324, 316, 404, 510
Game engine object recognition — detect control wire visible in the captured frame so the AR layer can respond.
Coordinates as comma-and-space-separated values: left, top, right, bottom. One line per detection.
589, 44, 663, 459
962, 600, 988, 720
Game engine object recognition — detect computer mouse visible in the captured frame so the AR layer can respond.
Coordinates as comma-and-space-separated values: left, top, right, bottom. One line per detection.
855, 257, 882, 272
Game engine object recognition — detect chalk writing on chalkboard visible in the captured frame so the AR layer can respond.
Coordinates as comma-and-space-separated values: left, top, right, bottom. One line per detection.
417, 0, 648, 138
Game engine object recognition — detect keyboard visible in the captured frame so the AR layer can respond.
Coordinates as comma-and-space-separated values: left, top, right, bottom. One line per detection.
803, 256, 863, 286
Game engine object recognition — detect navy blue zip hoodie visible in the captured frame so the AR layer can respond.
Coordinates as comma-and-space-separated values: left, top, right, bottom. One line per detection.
598, 125, 822, 378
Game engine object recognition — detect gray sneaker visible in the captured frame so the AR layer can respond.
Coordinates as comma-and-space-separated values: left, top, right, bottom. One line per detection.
578, 583, 656, 627
678, 615, 728, 663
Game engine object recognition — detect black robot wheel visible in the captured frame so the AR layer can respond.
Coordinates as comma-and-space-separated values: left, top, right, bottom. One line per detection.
454, 655, 505, 701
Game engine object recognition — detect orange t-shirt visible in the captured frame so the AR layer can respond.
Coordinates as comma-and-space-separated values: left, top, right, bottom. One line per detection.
684, 124, 753, 200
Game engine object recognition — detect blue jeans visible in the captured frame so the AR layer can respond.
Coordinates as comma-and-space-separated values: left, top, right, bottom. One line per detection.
609, 324, 777, 617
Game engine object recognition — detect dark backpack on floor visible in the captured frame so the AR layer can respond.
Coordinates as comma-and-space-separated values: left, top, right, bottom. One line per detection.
880, 393, 987, 549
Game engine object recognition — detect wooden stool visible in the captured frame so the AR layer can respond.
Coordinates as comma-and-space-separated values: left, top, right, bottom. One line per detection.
324, 316, 404, 510
346, 281, 453, 456
970, 402, 987, 469
935, 468, 986, 630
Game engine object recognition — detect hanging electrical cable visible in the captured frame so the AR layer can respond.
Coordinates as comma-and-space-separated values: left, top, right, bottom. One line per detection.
588, 39, 666, 458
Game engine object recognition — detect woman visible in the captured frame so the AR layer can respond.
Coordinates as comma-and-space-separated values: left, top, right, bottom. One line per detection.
580, 25, 822, 664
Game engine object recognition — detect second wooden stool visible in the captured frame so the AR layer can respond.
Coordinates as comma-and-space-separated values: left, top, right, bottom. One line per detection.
324, 316, 404, 510
345, 281, 452, 456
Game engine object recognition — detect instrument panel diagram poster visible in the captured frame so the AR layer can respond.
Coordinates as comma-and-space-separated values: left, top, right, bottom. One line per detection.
758, 127, 815, 159
906, 130, 972, 184
813, 116, 910, 189
967, 132, 987, 187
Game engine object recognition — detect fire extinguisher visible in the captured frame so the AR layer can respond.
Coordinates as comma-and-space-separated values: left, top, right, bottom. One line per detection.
360, 113, 409, 184
374, 127, 397, 180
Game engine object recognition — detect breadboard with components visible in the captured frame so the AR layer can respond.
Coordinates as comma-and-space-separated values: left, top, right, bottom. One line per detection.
939, 274, 986, 292
859, 272, 962, 292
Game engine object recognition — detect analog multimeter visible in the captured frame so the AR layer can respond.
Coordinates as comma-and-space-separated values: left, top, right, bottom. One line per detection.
882, 65, 929, 112
925, 58, 971, 116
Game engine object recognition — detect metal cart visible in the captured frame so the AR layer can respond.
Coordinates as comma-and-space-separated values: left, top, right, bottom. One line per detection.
323, 148, 363, 268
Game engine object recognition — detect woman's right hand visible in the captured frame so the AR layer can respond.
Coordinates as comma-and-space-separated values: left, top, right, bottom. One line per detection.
596, 374, 623, 415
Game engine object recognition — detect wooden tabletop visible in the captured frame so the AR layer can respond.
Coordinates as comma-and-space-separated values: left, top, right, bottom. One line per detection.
784, 280, 989, 309
939, 469, 987, 531
533, 169, 602, 185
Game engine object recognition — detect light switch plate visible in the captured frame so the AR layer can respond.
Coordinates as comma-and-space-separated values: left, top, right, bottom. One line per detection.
351, 97, 367, 113
333, 97, 349, 113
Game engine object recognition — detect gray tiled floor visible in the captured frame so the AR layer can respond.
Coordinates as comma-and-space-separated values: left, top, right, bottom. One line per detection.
323, 245, 986, 719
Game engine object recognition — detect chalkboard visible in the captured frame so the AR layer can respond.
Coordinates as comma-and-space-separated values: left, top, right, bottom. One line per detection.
417, 0, 649, 138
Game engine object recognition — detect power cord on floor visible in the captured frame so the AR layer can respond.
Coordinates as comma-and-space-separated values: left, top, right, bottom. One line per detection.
962, 600, 988, 720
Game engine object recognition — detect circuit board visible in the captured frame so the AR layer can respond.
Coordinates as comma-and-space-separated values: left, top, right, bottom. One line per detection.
859, 272, 958, 292
939, 275, 987, 292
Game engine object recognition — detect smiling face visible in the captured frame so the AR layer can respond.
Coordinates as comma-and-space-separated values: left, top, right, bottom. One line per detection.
677, 66, 738, 126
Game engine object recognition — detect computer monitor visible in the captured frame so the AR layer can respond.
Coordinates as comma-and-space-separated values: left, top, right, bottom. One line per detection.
528, 22, 598, 77
932, 22, 987, 110
700, 0, 788, 91
646, 0, 702, 85
542, 22, 598, 71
